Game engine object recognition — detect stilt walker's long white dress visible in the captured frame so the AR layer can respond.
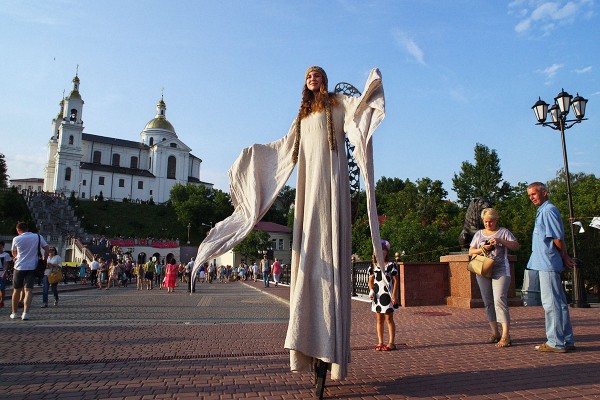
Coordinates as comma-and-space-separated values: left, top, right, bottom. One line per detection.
192, 68, 385, 381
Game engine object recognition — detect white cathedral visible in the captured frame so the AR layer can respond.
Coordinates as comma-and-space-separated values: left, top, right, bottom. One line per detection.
43, 74, 212, 203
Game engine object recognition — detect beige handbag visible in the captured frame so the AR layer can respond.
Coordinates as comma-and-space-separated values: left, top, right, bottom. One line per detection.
468, 246, 494, 278
48, 267, 63, 285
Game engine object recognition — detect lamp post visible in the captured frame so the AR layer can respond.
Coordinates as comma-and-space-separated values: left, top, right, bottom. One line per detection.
531, 89, 589, 308
187, 222, 191, 245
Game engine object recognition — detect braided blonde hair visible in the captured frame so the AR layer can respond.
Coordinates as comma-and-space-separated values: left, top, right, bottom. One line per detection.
292, 66, 337, 164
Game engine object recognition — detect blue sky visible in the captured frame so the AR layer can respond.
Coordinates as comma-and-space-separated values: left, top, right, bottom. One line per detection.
2, 0, 598, 201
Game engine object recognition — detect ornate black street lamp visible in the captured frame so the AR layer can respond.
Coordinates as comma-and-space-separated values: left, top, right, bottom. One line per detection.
531, 89, 589, 308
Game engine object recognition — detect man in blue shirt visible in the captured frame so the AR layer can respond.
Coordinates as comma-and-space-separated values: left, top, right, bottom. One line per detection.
526, 182, 575, 353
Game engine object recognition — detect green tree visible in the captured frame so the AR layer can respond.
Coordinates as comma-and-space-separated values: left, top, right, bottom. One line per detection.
452, 143, 512, 209
0, 153, 9, 188
545, 171, 600, 293
232, 230, 271, 263
376, 176, 405, 195
170, 183, 233, 233
263, 185, 296, 226
352, 176, 461, 261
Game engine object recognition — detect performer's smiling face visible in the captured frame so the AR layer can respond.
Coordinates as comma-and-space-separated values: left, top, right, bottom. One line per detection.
306, 71, 324, 93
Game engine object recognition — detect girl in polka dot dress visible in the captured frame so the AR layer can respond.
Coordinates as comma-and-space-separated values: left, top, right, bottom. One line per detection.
368, 239, 399, 351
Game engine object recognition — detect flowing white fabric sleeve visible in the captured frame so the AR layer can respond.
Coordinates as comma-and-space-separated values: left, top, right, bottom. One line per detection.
344, 68, 386, 271
191, 125, 297, 280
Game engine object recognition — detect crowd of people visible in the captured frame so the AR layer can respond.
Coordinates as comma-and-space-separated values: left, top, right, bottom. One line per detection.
72, 253, 285, 293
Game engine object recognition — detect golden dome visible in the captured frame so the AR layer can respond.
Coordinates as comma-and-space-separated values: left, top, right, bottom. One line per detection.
144, 116, 175, 132
68, 89, 81, 100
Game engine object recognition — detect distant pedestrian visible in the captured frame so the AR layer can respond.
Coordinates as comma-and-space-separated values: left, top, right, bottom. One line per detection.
155, 261, 163, 288
272, 258, 282, 287
0, 240, 13, 309
527, 182, 576, 353
237, 262, 246, 281
165, 258, 178, 293
90, 257, 99, 287
97, 258, 108, 289
106, 260, 120, 290
10, 222, 49, 320
252, 262, 259, 282
207, 263, 215, 283
136, 263, 145, 290
124, 257, 133, 283
198, 264, 206, 283
78, 259, 89, 285
368, 240, 399, 351
42, 247, 61, 307
260, 255, 270, 288
144, 257, 156, 290
186, 258, 195, 292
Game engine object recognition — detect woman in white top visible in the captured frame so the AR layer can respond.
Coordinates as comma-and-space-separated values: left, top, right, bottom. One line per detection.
42, 247, 61, 308
469, 208, 520, 348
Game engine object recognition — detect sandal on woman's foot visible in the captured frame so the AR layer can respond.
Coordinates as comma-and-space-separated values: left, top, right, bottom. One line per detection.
386, 344, 397, 351
496, 335, 512, 348
375, 345, 383, 351
487, 335, 501, 344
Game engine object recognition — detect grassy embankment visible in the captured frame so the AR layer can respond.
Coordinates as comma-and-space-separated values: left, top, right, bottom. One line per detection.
0, 190, 199, 244
75, 199, 201, 243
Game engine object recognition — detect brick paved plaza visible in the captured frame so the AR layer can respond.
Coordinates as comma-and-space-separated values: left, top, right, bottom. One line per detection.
1, 280, 599, 399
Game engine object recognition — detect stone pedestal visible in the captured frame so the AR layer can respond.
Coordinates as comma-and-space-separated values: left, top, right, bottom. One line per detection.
398, 262, 449, 307
440, 253, 522, 309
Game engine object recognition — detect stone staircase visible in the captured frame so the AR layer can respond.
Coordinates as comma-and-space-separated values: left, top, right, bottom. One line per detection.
23, 191, 86, 254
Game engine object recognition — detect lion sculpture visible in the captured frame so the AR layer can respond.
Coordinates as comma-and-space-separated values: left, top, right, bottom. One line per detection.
459, 197, 491, 251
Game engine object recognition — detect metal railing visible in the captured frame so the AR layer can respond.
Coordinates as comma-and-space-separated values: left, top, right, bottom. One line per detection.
266, 260, 376, 297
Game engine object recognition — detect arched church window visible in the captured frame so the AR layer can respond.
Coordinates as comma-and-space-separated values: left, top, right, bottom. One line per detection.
149, 137, 154, 146
167, 156, 176, 179
70, 109, 77, 122
65, 167, 72, 181
69, 135, 74, 145
93, 151, 101, 164
130, 156, 138, 169
170, 143, 177, 148
112, 154, 120, 167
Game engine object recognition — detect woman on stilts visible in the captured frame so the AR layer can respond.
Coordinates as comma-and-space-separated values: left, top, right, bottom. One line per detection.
191, 66, 385, 398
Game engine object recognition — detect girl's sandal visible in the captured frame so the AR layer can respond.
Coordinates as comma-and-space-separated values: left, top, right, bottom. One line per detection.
375, 345, 383, 351
496, 335, 512, 348
386, 344, 397, 351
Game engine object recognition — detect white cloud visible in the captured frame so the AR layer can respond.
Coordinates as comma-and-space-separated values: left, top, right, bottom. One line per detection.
537, 63, 564, 84
510, 0, 594, 35
541, 63, 563, 78
393, 30, 426, 65
574, 66, 593, 73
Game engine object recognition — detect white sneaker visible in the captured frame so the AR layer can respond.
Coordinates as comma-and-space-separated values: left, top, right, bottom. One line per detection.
21, 312, 29, 320
10, 313, 17, 319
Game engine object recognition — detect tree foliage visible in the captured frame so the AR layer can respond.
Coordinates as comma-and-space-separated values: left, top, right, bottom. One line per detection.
232, 229, 271, 263
262, 185, 295, 226
0, 153, 7, 189
353, 175, 461, 262
452, 143, 513, 209
169, 183, 233, 234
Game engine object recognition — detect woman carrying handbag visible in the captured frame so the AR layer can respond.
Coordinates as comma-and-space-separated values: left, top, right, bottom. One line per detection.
42, 247, 61, 308
469, 208, 520, 348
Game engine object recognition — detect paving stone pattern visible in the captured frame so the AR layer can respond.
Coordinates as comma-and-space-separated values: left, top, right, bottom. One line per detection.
1, 280, 599, 399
